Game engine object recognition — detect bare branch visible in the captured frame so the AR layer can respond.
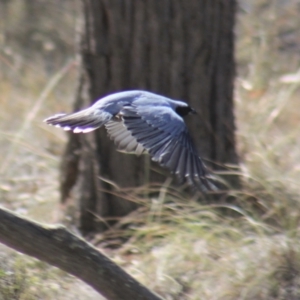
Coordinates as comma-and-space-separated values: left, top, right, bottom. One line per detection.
0, 206, 163, 300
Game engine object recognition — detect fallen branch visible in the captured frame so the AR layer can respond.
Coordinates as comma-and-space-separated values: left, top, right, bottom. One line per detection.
0, 206, 163, 300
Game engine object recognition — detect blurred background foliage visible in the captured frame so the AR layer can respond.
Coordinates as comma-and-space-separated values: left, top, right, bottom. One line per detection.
0, 0, 300, 299
0, 0, 77, 71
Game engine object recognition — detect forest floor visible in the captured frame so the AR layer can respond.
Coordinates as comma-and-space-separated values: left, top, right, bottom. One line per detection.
0, 1, 300, 299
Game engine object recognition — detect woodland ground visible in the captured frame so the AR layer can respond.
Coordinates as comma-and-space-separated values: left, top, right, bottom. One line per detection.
0, 1, 300, 299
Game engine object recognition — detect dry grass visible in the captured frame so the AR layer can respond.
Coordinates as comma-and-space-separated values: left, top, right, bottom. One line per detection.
0, 0, 300, 299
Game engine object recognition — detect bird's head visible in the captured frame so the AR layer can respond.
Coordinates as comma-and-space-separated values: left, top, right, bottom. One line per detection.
175, 105, 197, 117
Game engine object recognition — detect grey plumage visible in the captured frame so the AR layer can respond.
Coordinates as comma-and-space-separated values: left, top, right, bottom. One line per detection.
44, 90, 216, 192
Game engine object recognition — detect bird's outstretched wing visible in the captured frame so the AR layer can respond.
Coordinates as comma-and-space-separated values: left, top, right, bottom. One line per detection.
105, 119, 146, 155
121, 105, 216, 191
44, 108, 113, 133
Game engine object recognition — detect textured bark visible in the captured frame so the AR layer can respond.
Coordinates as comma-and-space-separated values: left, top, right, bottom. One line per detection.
0, 206, 163, 300
61, 0, 238, 233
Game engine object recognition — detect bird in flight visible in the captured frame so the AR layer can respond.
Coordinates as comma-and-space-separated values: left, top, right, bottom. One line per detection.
45, 90, 216, 192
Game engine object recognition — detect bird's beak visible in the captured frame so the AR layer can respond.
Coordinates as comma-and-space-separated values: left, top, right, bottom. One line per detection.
190, 108, 197, 114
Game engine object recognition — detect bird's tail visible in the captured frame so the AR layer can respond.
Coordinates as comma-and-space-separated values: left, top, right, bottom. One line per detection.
44, 108, 112, 133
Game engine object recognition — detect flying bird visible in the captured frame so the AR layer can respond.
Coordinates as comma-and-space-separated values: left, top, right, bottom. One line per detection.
44, 90, 216, 192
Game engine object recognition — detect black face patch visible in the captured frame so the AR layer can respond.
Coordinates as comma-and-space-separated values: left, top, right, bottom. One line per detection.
175, 106, 195, 117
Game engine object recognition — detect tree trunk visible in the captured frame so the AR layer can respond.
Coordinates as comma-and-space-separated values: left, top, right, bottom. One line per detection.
61, 0, 238, 233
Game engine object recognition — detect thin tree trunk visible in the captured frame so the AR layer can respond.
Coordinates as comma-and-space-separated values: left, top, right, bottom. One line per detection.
61, 0, 238, 233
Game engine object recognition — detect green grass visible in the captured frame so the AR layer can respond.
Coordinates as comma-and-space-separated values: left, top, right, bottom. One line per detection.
0, 0, 300, 299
